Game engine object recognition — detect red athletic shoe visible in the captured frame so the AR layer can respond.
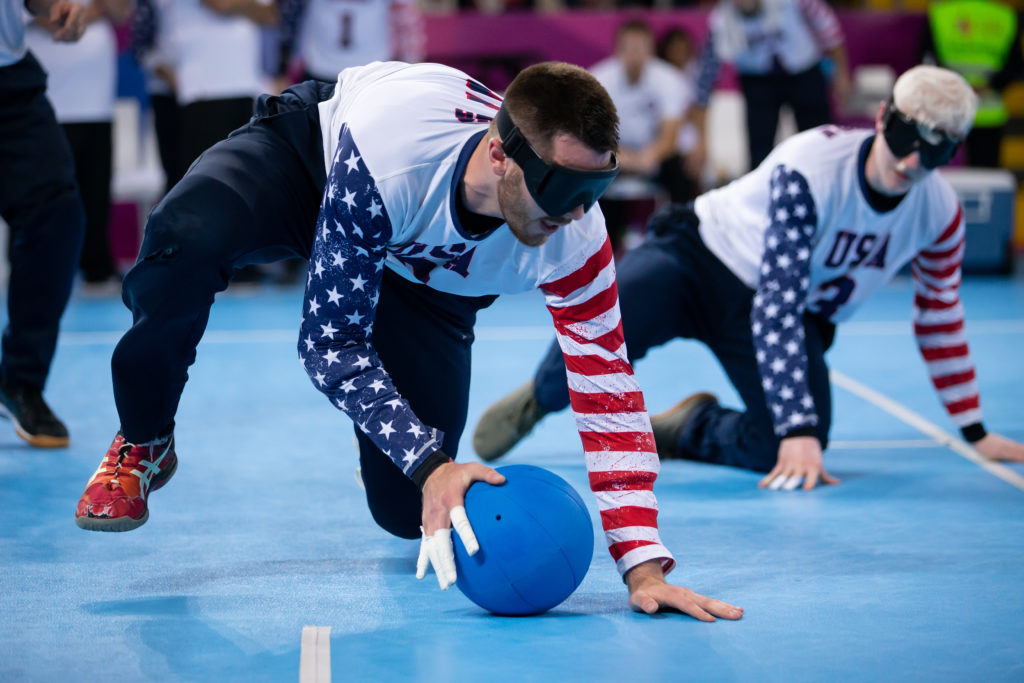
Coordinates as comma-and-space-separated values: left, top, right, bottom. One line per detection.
75, 431, 177, 531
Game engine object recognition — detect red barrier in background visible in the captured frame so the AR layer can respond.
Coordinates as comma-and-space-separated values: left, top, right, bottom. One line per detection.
423, 9, 927, 91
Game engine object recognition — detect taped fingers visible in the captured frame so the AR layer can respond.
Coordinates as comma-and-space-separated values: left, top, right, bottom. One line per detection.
782, 475, 803, 491
426, 528, 457, 589
449, 505, 478, 555
415, 528, 457, 590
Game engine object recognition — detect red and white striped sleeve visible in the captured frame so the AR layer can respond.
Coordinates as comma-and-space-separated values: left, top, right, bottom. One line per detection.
539, 237, 676, 578
910, 205, 983, 429
796, 0, 845, 51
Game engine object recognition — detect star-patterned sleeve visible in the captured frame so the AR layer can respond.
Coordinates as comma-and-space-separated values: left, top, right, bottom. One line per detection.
752, 165, 819, 438
298, 125, 443, 477
541, 237, 675, 578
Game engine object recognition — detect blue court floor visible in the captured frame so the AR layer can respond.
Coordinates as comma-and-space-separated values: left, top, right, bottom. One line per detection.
1, 271, 1023, 682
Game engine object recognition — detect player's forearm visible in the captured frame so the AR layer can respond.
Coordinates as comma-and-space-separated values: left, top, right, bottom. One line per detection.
539, 238, 674, 577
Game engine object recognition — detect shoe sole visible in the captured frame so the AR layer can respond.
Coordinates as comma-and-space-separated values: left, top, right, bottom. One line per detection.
74, 455, 178, 532
473, 381, 541, 462
0, 405, 69, 448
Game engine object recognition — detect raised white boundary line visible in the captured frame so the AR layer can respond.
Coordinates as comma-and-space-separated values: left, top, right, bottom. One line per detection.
54, 319, 1024, 346
830, 369, 1024, 492
830, 439, 939, 449
300, 626, 331, 683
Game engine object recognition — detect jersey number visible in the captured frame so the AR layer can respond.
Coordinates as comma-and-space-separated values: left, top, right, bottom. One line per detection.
815, 275, 855, 320
339, 13, 352, 49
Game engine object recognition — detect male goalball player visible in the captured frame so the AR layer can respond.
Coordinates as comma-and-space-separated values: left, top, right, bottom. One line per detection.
74, 60, 743, 621
474, 64, 1024, 490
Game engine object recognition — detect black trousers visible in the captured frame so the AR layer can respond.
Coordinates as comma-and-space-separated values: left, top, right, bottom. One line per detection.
740, 64, 833, 170
533, 205, 834, 473
113, 80, 493, 537
0, 52, 85, 389
179, 96, 256, 176
150, 92, 185, 195
63, 121, 115, 282
354, 269, 495, 539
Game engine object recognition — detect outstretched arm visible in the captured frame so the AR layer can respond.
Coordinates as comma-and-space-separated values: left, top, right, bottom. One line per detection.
911, 206, 1024, 462
751, 164, 838, 491
540, 236, 741, 620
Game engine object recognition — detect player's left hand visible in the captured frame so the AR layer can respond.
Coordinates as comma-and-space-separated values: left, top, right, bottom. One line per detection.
49, 1, 87, 42
759, 435, 839, 491
974, 433, 1024, 462
416, 461, 505, 590
625, 560, 743, 621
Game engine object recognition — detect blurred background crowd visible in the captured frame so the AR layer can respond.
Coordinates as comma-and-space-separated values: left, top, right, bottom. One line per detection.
7, 0, 1024, 288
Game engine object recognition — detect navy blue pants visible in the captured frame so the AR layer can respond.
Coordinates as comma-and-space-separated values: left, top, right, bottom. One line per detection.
533, 204, 834, 473
112, 80, 493, 537
0, 53, 85, 390
356, 269, 495, 539
740, 64, 832, 169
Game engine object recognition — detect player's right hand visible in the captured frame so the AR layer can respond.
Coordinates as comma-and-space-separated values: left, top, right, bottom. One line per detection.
417, 461, 505, 590
759, 435, 839, 491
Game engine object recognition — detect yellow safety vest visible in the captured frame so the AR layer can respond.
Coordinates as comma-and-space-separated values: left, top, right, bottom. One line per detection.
929, 0, 1018, 128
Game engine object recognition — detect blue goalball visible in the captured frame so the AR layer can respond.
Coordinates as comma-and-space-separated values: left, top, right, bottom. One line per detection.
452, 464, 594, 615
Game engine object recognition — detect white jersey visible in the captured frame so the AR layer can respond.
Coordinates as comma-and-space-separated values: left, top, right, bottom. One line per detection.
709, 0, 844, 75
696, 124, 980, 435
307, 62, 673, 576
25, 18, 116, 122
1, 0, 27, 66
297, 0, 422, 81
164, 0, 265, 105
697, 126, 959, 321
589, 56, 689, 151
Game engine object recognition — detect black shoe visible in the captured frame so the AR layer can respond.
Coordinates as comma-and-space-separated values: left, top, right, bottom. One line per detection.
0, 382, 69, 448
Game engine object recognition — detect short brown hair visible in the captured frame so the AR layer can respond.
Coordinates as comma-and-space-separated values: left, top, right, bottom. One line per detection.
499, 62, 619, 156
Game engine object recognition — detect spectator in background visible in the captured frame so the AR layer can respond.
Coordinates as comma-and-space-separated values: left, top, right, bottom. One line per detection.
276, 0, 423, 84
922, 0, 1024, 168
692, 0, 851, 172
165, 0, 278, 172
590, 19, 694, 251
132, 0, 185, 195
26, 0, 131, 287
658, 26, 705, 192
0, 0, 87, 447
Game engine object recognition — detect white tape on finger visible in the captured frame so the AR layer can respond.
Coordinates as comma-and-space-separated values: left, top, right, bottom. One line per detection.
769, 474, 787, 490
449, 505, 478, 555
782, 475, 803, 491
426, 528, 456, 590
415, 532, 429, 580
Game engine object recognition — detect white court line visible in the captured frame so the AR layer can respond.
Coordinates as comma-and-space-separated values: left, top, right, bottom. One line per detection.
831, 369, 1024, 492
300, 626, 331, 683
56, 319, 1024, 347
830, 439, 939, 449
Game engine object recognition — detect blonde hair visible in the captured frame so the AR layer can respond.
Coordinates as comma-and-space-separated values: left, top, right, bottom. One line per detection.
892, 65, 977, 138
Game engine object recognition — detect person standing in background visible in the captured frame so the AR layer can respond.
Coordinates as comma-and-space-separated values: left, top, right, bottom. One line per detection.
166, 0, 278, 170
132, 0, 186, 195
590, 20, 693, 251
659, 26, 705, 195
277, 0, 424, 84
26, 0, 131, 287
0, 0, 87, 447
691, 0, 851, 172
922, 0, 1023, 168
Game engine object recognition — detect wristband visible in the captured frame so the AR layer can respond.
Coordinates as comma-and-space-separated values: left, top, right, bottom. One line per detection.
410, 449, 450, 489
960, 423, 987, 444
